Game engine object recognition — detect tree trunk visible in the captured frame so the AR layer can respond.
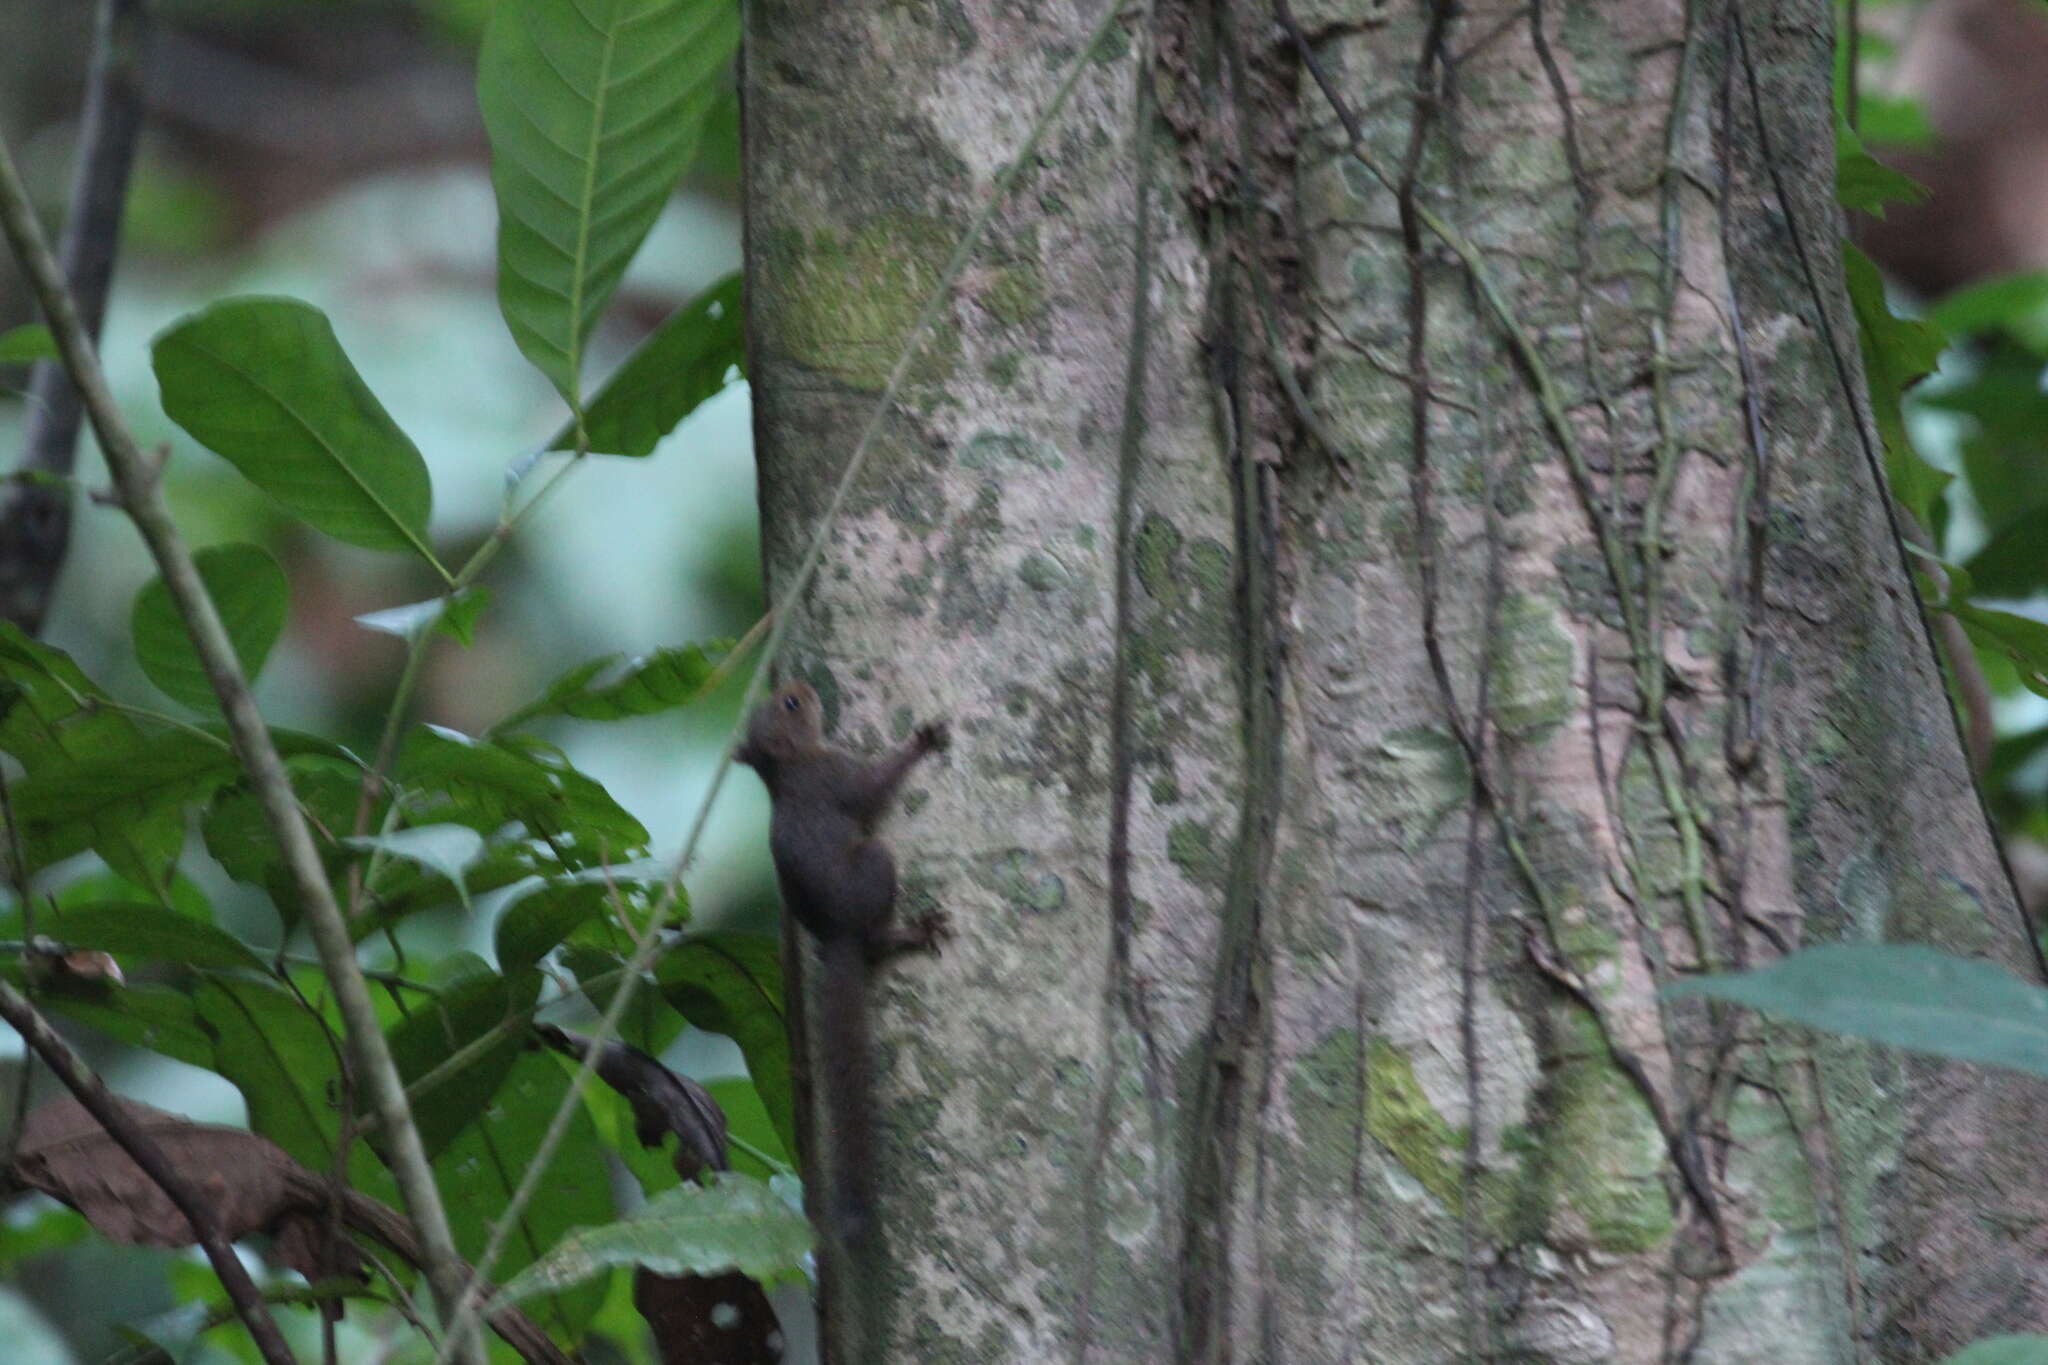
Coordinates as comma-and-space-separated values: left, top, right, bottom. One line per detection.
740, 1, 2048, 1361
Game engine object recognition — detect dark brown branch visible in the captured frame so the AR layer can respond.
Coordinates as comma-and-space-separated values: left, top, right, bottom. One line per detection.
0, 980, 299, 1365
0, 0, 149, 634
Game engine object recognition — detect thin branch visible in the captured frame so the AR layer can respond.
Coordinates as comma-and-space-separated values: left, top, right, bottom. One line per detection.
0, 741, 38, 1174
0, 980, 298, 1365
0, 129, 485, 1365
0, 0, 149, 635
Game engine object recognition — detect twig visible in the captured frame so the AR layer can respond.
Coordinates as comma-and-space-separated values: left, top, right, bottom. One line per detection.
0, 737, 39, 1174
0, 125, 485, 1365
0, 980, 299, 1365
0, 0, 148, 635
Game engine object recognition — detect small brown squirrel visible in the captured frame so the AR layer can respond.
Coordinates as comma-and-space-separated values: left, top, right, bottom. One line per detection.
733, 681, 948, 1238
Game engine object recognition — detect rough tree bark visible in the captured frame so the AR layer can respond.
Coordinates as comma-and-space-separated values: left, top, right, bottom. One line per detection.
741, 0, 2048, 1361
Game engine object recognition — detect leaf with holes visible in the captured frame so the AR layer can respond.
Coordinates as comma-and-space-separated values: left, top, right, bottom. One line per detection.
14, 1095, 363, 1287
152, 297, 437, 562
499, 641, 727, 730
547, 273, 744, 456
131, 544, 288, 712
490, 1174, 810, 1307
478, 0, 738, 405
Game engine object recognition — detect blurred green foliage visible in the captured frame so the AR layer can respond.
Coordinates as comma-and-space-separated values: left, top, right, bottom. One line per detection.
0, 0, 787, 1360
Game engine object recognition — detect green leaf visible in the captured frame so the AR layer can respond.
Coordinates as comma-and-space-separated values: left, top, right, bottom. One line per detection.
12, 978, 213, 1068
51, 868, 215, 921
478, 0, 739, 403
1665, 944, 2048, 1077
562, 941, 680, 1053
355, 836, 555, 942
496, 880, 612, 976
0, 634, 176, 900
1842, 243, 1950, 525
203, 762, 363, 931
29, 903, 264, 972
490, 1173, 811, 1307
547, 273, 744, 456
1836, 121, 1929, 218
131, 543, 288, 712
441, 1049, 615, 1336
438, 587, 493, 646
1953, 604, 2048, 698
199, 975, 404, 1208
397, 725, 648, 866
387, 968, 539, 1157
0, 1207, 90, 1268
499, 640, 727, 729
13, 727, 352, 878
0, 623, 136, 774
195, 978, 346, 1171
1855, 93, 1934, 150
1928, 271, 2048, 353
705, 1076, 791, 1179
355, 587, 492, 647
0, 324, 55, 364
657, 933, 792, 1157
1932, 342, 2048, 594
345, 824, 486, 910
152, 297, 439, 564
1941, 1338, 2048, 1365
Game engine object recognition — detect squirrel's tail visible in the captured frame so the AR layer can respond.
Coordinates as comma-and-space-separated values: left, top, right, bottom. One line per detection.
817, 934, 876, 1241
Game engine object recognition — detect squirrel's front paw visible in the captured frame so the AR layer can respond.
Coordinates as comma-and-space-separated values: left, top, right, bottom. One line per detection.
916, 720, 951, 754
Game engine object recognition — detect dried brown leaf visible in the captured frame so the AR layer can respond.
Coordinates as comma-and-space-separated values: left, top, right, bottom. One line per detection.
535, 1025, 728, 1177
12, 1095, 362, 1285
635, 1267, 783, 1365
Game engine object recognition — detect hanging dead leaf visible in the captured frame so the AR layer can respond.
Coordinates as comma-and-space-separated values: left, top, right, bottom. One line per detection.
535, 1026, 784, 1362
636, 1267, 785, 1365
12, 1094, 361, 1285
536, 1024, 728, 1178
6, 1095, 574, 1364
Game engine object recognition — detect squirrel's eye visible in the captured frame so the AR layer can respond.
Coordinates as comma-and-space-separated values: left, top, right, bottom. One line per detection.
782, 694, 801, 712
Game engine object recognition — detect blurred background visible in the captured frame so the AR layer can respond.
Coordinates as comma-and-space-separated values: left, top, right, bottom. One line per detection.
0, 2, 769, 1359
7, 0, 2048, 1361
1844, 0, 2048, 898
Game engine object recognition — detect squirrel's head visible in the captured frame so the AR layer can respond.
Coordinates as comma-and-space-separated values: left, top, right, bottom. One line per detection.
738, 681, 824, 767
